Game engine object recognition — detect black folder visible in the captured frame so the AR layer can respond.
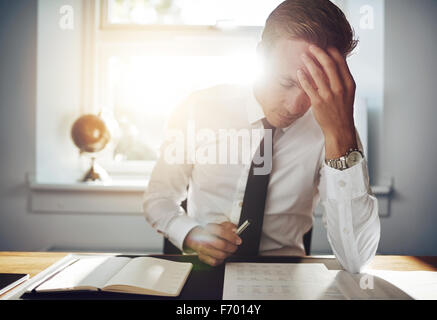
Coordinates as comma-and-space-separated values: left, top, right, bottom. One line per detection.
0, 273, 29, 295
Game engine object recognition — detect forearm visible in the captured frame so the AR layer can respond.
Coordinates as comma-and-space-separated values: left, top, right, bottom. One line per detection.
143, 137, 199, 250
143, 92, 203, 250
297, 45, 380, 271
323, 185, 380, 273
324, 126, 358, 160
145, 195, 198, 248
319, 157, 380, 273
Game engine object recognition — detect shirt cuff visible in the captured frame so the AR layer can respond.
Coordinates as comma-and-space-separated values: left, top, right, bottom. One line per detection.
166, 214, 201, 253
321, 158, 371, 200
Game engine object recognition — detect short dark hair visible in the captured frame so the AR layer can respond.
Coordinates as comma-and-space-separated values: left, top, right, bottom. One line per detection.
261, 0, 358, 57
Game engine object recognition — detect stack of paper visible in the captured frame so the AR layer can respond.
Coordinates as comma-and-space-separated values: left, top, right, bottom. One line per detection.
223, 263, 345, 300
223, 263, 437, 300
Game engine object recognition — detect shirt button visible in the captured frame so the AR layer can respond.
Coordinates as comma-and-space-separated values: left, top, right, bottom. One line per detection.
239, 201, 243, 208
343, 227, 349, 235
338, 180, 346, 188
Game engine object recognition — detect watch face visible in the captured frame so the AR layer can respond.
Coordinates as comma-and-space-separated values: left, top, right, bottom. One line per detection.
346, 151, 363, 167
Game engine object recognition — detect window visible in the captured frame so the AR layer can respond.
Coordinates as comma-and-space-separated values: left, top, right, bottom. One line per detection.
87, 0, 283, 176
104, 0, 282, 27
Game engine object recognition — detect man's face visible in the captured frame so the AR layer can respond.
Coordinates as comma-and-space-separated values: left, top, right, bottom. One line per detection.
255, 38, 314, 128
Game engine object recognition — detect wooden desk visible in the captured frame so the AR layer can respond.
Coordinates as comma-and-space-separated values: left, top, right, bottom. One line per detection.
1, 252, 436, 299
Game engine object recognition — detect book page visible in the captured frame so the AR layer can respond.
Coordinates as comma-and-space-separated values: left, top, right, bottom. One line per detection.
366, 270, 437, 300
223, 263, 345, 300
327, 270, 413, 300
76, 257, 131, 288
36, 256, 131, 292
103, 257, 193, 296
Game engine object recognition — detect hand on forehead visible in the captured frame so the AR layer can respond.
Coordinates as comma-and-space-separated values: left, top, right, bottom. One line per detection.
267, 39, 325, 89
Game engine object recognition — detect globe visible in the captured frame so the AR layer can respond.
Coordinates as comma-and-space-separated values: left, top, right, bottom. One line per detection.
71, 114, 111, 182
71, 114, 111, 153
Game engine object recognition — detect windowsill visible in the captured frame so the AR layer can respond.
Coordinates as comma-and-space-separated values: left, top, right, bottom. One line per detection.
29, 178, 392, 196
29, 178, 149, 193
28, 175, 149, 215
28, 174, 393, 216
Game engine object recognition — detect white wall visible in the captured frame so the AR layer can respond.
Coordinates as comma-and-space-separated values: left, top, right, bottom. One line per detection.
36, 0, 84, 184
1, 0, 436, 255
378, 0, 437, 254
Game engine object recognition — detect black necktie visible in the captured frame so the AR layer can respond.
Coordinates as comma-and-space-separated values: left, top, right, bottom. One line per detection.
236, 118, 276, 256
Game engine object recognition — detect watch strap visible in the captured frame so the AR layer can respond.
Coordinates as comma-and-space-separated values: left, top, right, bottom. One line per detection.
326, 148, 363, 171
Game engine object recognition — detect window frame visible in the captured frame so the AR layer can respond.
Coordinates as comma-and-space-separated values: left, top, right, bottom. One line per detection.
99, 0, 279, 31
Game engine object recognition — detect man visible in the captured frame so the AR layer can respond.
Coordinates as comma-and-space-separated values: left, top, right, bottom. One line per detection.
143, 0, 380, 273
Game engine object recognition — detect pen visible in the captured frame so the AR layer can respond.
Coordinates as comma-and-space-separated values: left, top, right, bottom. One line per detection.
236, 219, 251, 236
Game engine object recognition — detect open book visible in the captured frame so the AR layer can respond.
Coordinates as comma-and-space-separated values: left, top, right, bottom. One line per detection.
34, 256, 192, 297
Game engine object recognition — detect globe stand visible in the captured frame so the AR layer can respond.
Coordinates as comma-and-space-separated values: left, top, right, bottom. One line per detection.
82, 157, 110, 182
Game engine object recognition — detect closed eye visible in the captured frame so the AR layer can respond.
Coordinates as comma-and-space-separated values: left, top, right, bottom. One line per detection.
279, 76, 302, 90
280, 83, 296, 89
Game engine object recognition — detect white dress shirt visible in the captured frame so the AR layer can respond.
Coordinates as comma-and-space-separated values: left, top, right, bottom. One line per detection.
143, 83, 380, 273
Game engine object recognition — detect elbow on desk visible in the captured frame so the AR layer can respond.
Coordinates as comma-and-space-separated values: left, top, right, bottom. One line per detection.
341, 223, 381, 274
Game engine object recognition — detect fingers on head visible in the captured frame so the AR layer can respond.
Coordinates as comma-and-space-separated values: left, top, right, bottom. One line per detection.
297, 70, 319, 100
327, 47, 355, 89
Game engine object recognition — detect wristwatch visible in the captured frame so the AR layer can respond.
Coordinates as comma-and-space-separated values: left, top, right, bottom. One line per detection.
326, 148, 364, 171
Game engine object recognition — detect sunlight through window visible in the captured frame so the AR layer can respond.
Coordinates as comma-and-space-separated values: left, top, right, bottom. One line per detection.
108, 0, 283, 26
